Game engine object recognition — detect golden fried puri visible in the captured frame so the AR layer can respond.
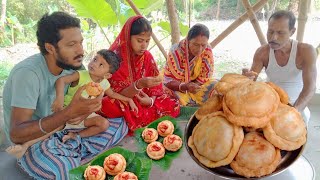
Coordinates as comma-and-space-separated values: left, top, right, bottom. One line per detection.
263, 104, 307, 151
86, 82, 103, 97
223, 81, 280, 128
214, 73, 251, 95
188, 111, 244, 168
195, 93, 222, 120
230, 132, 281, 178
266, 81, 289, 105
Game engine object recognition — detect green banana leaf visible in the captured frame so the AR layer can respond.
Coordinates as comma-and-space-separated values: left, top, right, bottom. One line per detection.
69, 146, 152, 180
67, 0, 117, 26
134, 116, 184, 170
156, 21, 190, 37
125, 152, 152, 180
177, 106, 198, 120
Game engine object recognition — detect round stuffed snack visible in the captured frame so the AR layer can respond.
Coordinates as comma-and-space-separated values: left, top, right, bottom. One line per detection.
114, 171, 138, 180
84, 165, 106, 180
163, 134, 183, 152
103, 153, 126, 176
157, 120, 174, 137
146, 141, 165, 160
142, 128, 158, 143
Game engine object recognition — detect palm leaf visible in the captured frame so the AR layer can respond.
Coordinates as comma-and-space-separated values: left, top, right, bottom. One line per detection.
134, 116, 184, 170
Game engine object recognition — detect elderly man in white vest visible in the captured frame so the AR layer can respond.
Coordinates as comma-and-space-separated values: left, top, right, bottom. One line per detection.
243, 10, 317, 125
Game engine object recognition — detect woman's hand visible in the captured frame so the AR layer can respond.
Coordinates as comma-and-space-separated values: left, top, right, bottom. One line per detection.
128, 98, 139, 112
135, 91, 152, 106
184, 82, 201, 94
137, 76, 162, 89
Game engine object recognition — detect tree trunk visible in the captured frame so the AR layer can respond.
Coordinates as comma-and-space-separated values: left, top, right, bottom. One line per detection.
188, 0, 191, 27
181, 0, 186, 12
287, 0, 299, 12
242, 0, 267, 45
267, 0, 278, 20
265, 1, 270, 19
216, 0, 221, 20
0, 0, 7, 30
287, 0, 294, 10
296, 0, 310, 42
236, 0, 242, 15
166, 0, 180, 44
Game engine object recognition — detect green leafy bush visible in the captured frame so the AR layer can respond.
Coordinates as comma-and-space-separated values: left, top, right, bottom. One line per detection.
0, 62, 14, 87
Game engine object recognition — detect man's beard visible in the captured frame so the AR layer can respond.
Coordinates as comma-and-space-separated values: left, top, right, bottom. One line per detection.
55, 52, 82, 70
56, 58, 82, 70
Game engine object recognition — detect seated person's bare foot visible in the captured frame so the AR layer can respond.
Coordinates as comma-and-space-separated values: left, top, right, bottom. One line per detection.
6, 144, 28, 159
62, 132, 77, 143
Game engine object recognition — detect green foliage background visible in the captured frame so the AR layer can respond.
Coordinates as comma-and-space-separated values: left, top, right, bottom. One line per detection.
2, 0, 320, 47
1, 0, 320, 89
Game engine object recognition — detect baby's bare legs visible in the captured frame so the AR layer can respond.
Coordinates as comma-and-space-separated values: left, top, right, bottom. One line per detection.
62, 115, 109, 143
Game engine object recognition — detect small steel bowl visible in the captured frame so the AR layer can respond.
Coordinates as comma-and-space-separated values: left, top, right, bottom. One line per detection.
184, 113, 305, 179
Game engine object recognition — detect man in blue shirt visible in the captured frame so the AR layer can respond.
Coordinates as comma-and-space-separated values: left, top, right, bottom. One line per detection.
3, 12, 128, 179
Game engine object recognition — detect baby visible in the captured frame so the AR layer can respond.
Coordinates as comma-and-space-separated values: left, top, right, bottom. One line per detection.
51, 49, 138, 142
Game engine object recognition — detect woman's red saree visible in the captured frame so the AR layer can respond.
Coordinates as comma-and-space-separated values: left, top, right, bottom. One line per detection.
99, 16, 180, 132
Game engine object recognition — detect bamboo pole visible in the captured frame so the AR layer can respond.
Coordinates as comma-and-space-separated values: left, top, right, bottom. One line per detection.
126, 0, 167, 59
241, 0, 267, 45
210, 0, 268, 48
296, 0, 310, 42
166, 0, 180, 44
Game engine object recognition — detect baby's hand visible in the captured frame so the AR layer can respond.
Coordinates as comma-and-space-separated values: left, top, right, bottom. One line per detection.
128, 99, 138, 113
51, 99, 64, 112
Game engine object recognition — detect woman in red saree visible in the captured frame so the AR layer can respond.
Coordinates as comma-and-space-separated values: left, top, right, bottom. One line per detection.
99, 16, 180, 132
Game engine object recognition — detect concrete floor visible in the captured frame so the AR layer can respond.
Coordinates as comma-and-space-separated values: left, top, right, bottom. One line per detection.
0, 99, 319, 180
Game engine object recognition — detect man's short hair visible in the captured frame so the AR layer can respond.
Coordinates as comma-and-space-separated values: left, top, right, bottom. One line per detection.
36, 12, 80, 55
269, 10, 296, 30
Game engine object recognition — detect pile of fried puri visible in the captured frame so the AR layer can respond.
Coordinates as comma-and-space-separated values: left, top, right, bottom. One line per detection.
188, 73, 306, 178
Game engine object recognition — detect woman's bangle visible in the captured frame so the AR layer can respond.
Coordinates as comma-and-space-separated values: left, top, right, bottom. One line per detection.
149, 97, 154, 107
133, 79, 143, 91
39, 118, 48, 134
178, 82, 187, 93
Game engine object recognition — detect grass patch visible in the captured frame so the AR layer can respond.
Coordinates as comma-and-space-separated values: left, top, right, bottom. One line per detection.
0, 61, 14, 88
